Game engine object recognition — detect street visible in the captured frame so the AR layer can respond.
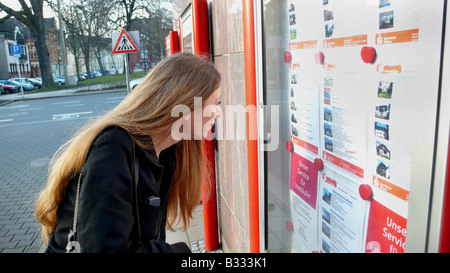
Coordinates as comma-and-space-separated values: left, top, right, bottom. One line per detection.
0, 91, 127, 253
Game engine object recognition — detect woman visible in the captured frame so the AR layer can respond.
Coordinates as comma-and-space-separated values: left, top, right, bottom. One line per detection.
35, 53, 222, 253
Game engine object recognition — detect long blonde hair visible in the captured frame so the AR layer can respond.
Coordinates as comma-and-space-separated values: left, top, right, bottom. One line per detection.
35, 52, 221, 244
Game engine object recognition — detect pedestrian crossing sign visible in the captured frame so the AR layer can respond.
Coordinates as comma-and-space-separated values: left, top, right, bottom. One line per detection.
112, 29, 140, 54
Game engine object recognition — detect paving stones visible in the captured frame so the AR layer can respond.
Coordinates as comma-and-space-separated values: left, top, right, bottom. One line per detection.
190, 239, 223, 253
0, 104, 88, 253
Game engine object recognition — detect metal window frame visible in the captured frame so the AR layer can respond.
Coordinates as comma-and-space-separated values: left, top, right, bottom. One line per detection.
420, 0, 450, 253
254, 0, 266, 253
254, 0, 450, 253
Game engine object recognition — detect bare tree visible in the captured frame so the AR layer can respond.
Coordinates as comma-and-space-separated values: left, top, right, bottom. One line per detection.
46, 1, 80, 79
65, 22, 83, 79
0, 0, 55, 87
142, 0, 173, 59
113, 0, 146, 31
64, 0, 113, 79
92, 37, 111, 75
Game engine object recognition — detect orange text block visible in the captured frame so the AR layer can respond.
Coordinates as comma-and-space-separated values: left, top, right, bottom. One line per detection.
292, 136, 319, 155
376, 28, 419, 45
372, 175, 410, 202
323, 151, 364, 179
324, 34, 368, 49
290, 40, 318, 50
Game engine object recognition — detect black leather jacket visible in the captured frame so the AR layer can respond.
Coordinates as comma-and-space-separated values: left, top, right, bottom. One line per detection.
45, 126, 190, 253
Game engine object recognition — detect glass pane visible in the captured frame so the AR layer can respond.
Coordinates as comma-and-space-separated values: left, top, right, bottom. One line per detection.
263, 0, 293, 253
263, 0, 444, 253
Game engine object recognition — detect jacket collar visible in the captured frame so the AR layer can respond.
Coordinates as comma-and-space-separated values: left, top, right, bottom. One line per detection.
141, 142, 177, 169
142, 145, 161, 167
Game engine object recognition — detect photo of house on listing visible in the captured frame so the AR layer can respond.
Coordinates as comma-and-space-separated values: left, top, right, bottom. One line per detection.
375, 104, 391, 120
376, 141, 391, 160
375, 122, 389, 140
324, 122, 333, 137
376, 160, 391, 179
324, 137, 333, 152
324, 88, 331, 105
377, 81, 393, 99
324, 107, 332, 122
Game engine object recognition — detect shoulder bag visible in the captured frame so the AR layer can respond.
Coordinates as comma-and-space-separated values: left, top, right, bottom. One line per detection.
66, 132, 142, 253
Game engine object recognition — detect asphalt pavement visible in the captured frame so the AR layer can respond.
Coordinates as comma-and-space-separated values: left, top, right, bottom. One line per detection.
0, 89, 216, 253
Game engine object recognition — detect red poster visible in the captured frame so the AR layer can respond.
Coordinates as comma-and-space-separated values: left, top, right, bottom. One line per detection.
365, 200, 407, 253
290, 153, 318, 209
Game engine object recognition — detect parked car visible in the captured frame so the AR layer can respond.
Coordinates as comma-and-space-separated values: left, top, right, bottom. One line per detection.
92, 72, 102, 78
78, 72, 103, 79
27, 78, 42, 89
0, 82, 19, 94
53, 76, 65, 85
1, 80, 33, 91
10, 78, 41, 90
130, 77, 144, 90
80, 73, 92, 80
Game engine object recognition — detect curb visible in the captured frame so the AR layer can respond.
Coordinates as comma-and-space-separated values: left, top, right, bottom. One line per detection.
0, 88, 128, 107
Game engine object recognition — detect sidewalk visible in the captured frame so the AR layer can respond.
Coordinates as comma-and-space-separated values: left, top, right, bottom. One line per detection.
167, 205, 222, 253
0, 84, 222, 253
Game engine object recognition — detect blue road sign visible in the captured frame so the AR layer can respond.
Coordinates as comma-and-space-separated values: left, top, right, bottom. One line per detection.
11, 44, 22, 55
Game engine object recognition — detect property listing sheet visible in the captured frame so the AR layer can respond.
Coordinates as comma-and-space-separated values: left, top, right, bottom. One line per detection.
285, 0, 443, 253
320, 64, 370, 180
289, 62, 321, 157
318, 168, 366, 253
289, 153, 319, 252
288, 0, 323, 158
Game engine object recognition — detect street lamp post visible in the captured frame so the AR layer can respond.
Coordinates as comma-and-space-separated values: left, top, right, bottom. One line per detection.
57, 0, 68, 85
16, 56, 24, 99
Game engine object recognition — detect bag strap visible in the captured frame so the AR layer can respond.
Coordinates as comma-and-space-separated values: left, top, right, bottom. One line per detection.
132, 139, 143, 246
69, 130, 142, 250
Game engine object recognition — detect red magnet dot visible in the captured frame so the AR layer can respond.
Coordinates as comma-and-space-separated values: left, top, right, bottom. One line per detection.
359, 184, 373, 201
314, 158, 324, 171
284, 51, 292, 63
286, 141, 294, 152
361, 46, 377, 64
315, 52, 325, 64
286, 221, 293, 231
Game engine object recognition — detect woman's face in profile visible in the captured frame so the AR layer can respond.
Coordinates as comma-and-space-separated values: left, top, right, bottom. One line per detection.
169, 88, 222, 142
192, 88, 222, 140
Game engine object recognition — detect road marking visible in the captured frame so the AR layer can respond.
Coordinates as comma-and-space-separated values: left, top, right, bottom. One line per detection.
0, 116, 91, 128
19, 108, 44, 111
107, 97, 125, 100
1, 104, 29, 109
0, 119, 13, 123
52, 101, 81, 105
52, 111, 93, 120
64, 104, 85, 107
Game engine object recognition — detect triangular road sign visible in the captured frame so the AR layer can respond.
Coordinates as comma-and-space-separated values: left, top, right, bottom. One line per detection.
112, 29, 140, 54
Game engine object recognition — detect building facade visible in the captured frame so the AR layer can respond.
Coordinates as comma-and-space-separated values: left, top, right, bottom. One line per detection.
0, 32, 31, 80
